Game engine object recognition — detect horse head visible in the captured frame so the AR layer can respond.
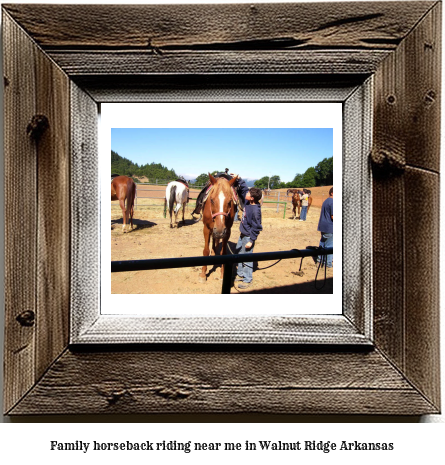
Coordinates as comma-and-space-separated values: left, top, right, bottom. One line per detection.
208, 173, 236, 239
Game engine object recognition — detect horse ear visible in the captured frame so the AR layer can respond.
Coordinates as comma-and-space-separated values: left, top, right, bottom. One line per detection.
209, 173, 217, 185
228, 176, 237, 186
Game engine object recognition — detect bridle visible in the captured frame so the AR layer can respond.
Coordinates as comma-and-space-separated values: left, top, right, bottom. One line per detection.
207, 181, 238, 221
211, 211, 229, 219
210, 187, 233, 220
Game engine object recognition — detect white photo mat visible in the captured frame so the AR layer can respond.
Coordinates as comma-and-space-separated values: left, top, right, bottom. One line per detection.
101, 102, 342, 316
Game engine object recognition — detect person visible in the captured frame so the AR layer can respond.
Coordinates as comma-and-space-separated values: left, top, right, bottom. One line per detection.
299, 189, 309, 221
317, 187, 333, 267
232, 176, 263, 289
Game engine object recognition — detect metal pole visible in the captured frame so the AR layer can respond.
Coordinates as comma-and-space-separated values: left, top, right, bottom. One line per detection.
221, 263, 233, 294
112, 248, 333, 272
276, 192, 280, 213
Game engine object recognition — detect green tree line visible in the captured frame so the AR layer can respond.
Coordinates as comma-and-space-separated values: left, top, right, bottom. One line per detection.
111, 150, 178, 183
254, 157, 333, 189
111, 150, 333, 189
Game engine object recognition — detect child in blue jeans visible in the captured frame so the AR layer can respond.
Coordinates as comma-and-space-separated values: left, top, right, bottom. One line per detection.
232, 176, 263, 289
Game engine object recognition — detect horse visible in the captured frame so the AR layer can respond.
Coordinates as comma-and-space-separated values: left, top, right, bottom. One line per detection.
199, 173, 237, 282
111, 175, 136, 232
292, 190, 313, 219
165, 180, 189, 228
287, 188, 300, 197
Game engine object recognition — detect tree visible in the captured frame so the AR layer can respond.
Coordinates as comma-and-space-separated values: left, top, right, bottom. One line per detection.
254, 176, 270, 189
301, 167, 317, 187
111, 150, 177, 181
194, 173, 211, 187
292, 173, 304, 187
314, 157, 333, 186
269, 175, 281, 189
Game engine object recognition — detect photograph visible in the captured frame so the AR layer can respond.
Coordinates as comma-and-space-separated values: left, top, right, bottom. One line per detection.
109, 127, 335, 296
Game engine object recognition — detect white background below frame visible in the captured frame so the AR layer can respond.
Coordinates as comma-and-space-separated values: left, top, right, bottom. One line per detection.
100, 102, 342, 316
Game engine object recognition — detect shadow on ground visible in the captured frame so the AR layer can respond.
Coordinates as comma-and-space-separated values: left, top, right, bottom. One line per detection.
237, 277, 333, 294
111, 218, 158, 230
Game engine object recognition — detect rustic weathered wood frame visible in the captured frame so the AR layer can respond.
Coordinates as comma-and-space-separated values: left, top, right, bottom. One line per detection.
3, 2, 440, 415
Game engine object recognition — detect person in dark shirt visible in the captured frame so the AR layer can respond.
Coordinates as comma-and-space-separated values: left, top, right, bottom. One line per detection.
317, 187, 333, 267
232, 176, 263, 289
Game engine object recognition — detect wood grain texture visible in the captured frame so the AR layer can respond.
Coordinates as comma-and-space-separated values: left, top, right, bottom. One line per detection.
342, 81, 372, 336
8, 349, 437, 415
75, 316, 370, 345
404, 168, 440, 407
2, 2, 435, 50
70, 83, 99, 338
47, 50, 390, 76
372, 2, 441, 411
3, 12, 38, 414
34, 37, 71, 382
404, 2, 441, 172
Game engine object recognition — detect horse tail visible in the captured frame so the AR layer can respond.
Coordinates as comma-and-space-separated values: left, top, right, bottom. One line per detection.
169, 184, 177, 217
129, 180, 136, 226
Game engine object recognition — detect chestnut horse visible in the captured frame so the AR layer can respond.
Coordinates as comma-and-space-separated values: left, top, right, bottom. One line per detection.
199, 174, 237, 282
287, 188, 300, 197
292, 190, 313, 219
111, 175, 136, 232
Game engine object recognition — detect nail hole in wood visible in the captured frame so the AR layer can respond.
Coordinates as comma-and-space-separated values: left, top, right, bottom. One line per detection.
16, 310, 35, 327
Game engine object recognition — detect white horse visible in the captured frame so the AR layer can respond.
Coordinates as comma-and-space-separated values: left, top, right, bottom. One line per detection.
165, 181, 189, 228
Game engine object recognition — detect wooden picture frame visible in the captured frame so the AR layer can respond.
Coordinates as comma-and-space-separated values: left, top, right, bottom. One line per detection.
2, 2, 440, 415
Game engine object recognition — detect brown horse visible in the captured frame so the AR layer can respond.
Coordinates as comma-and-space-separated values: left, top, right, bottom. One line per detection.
111, 175, 136, 232
292, 191, 313, 219
199, 174, 237, 282
287, 188, 300, 197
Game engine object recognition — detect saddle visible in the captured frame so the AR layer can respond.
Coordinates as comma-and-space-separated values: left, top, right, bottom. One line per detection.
174, 178, 190, 203
191, 172, 244, 218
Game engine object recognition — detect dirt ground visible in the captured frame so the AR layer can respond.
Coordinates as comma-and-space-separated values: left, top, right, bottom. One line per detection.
111, 187, 333, 294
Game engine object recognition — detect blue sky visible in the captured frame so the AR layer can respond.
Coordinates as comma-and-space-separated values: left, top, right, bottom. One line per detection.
111, 128, 333, 183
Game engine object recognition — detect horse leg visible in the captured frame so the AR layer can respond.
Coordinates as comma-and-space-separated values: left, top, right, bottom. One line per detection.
174, 203, 181, 227
119, 198, 127, 232
219, 234, 230, 280
129, 186, 135, 230
199, 226, 211, 282
169, 201, 173, 228
125, 197, 132, 232
181, 202, 186, 225
212, 237, 222, 280
212, 237, 219, 256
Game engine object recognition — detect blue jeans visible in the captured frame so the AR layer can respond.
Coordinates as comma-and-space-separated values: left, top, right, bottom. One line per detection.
236, 235, 254, 283
318, 232, 333, 267
300, 206, 308, 220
